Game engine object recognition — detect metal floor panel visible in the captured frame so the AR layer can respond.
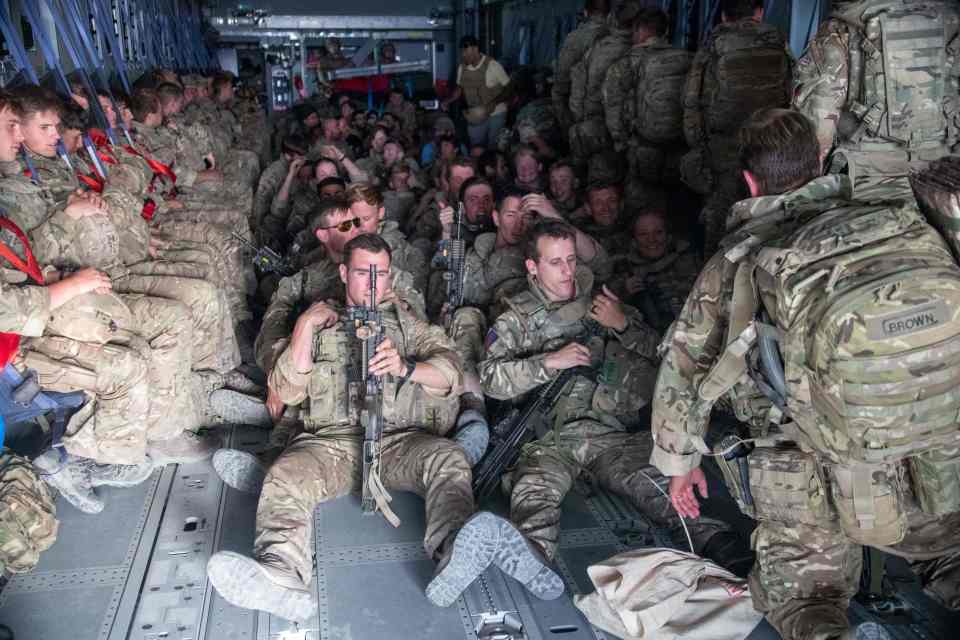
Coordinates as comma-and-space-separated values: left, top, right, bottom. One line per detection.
3, 425, 957, 640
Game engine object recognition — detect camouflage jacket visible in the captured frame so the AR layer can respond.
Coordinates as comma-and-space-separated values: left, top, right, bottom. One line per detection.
479, 267, 659, 429
461, 232, 527, 314
268, 294, 463, 434
380, 220, 429, 293
553, 15, 609, 125
602, 37, 668, 150
608, 239, 702, 334
386, 101, 417, 140
571, 27, 634, 122
271, 179, 322, 241
0, 274, 50, 336
148, 119, 215, 188
255, 256, 427, 374
650, 176, 851, 476
254, 157, 290, 232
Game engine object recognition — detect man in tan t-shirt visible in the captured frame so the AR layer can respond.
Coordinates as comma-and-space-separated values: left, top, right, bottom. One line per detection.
442, 36, 511, 149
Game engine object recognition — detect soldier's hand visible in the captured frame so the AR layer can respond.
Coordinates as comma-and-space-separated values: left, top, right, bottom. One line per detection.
78, 191, 104, 210
521, 194, 559, 219
195, 169, 223, 184
300, 301, 338, 330
318, 145, 345, 163
369, 337, 405, 377
439, 205, 455, 231
625, 274, 646, 295
668, 467, 708, 520
204, 153, 217, 169
165, 199, 185, 210
65, 268, 112, 295
287, 157, 306, 176
64, 198, 107, 219
589, 285, 627, 332
544, 342, 592, 372
265, 386, 284, 422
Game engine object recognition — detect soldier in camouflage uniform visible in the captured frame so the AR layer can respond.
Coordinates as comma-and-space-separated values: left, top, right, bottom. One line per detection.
208, 234, 563, 619
654, 109, 960, 640
568, 2, 639, 183
253, 135, 307, 244
407, 157, 478, 257
553, 0, 610, 133
386, 88, 418, 145
0, 451, 58, 575
478, 219, 740, 580
793, 0, 960, 200
607, 208, 702, 335
546, 159, 582, 219
682, 0, 792, 256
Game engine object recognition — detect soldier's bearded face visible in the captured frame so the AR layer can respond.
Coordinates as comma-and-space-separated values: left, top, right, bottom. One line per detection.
634, 214, 669, 260
528, 237, 578, 302
0, 108, 24, 163
464, 184, 494, 221
549, 167, 575, 201
22, 110, 61, 158
341, 249, 392, 307
588, 188, 620, 227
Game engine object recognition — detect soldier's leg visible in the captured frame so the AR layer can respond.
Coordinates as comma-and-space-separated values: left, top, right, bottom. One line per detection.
117, 294, 197, 442
20, 337, 150, 465
253, 435, 360, 585
700, 166, 746, 257
112, 273, 240, 373
889, 508, 960, 611
509, 443, 580, 561
381, 432, 475, 559
751, 521, 862, 640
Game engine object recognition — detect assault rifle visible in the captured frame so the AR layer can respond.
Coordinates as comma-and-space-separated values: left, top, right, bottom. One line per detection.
230, 231, 296, 277
345, 265, 399, 525
472, 319, 603, 501
432, 202, 467, 326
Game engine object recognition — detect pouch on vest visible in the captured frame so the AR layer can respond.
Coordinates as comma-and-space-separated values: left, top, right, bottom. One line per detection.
394, 382, 460, 436
592, 340, 656, 418
825, 460, 907, 547
908, 447, 960, 517
308, 332, 354, 428
46, 291, 132, 345
717, 443, 834, 527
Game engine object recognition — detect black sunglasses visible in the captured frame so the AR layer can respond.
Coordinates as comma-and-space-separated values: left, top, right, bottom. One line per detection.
319, 217, 362, 233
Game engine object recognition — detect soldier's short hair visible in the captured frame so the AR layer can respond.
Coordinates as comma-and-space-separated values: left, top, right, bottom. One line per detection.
0, 90, 23, 117
636, 8, 669, 37
460, 35, 480, 50
281, 134, 308, 157
615, 1, 642, 30
212, 72, 234, 92
513, 144, 539, 164
459, 175, 494, 203
344, 233, 392, 266
721, 0, 763, 20
317, 176, 347, 194
9, 86, 62, 119
155, 82, 184, 106
444, 156, 477, 183
59, 100, 89, 131
548, 158, 576, 176
586, 0, 611, 16
345, 182, 384, 208
525, 219, 577, 262
130, 89, 160, 122
308, 195, 353, 234
739, 108, 820, 196
586, 180, 621, 197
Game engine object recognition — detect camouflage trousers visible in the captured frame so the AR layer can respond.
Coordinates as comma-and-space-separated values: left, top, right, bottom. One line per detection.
449, 307, 487, 378
178, 182, 255, 240
113, 270, 240, 374
254, 429, 474, 587
0, 452, 58, 574
222, 149, 262, 192
750, 510, 960, 640
510, 421, 727, 562
699, 168, 747, 258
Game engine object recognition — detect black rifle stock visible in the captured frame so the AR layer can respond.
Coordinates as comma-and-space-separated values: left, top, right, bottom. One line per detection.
230, 230, 295, 276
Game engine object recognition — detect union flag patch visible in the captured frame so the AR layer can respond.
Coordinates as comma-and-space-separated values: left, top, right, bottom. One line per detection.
484, 328, 498, 350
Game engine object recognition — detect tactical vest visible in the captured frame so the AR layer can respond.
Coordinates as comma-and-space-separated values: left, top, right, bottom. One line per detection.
832, 1, 960, 161
460, 56, 500, 120
628, 44, 693, 145
701, 177, 960, 544
702, 21, 791, 138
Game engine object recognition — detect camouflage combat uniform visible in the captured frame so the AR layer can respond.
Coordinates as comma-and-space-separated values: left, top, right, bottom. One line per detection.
683, 18, 792, 255
479, 267, 726, 561
652, 175, 960, 640
255, 294, 469, 587
0, 451, 58, 575
568, 25, 634, 182
254, 157, 291, 240
553, 14, 609, 132
793, 0, 960, 200
607, 239, 702, 334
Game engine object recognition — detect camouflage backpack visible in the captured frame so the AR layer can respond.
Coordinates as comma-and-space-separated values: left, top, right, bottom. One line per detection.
628, 44, 693, 145
0, 451, 58, 574
701, 21, 791, 137
830, 0, 960, 154
700, 176, 960, 541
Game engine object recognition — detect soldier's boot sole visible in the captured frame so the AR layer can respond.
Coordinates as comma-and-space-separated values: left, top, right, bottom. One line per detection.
453, 410, 489, 467
88, 462, 157, 488
212, 449, 266, 494
488, 513, 565, 601
209, 389, 272, 428
426, 512, 500, 607
148, 430, 223, 466
206, 551, 316, 622
33, 452, 104, 515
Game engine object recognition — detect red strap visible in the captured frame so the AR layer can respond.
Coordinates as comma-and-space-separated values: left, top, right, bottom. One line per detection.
141, 199, 157, 221
77, 172, 104, 193
88, 128, 109, 148
0, 217, 44, 284
123, 144, 177, 186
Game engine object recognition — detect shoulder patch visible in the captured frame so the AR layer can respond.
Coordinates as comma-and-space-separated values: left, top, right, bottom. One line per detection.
484, 328, 498, 350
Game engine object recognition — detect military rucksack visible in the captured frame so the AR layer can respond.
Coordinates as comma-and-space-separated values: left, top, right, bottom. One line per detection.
700, 176, 960, 542
831, 0, 960, 153
701, 21, 791, 137
0, 451, 58, 574
629, 45, 693, 144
